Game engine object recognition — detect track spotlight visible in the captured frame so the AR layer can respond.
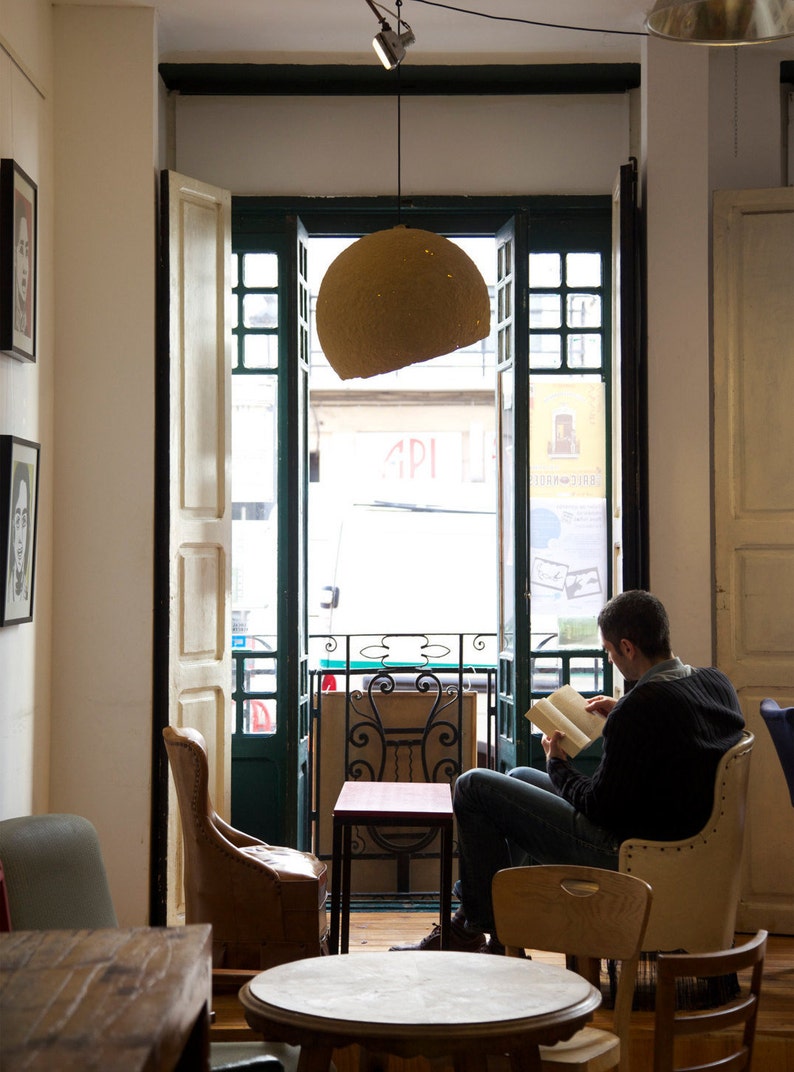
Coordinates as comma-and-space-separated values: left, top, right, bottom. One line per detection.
364, 0, 415, 69
373, 22, 416, 69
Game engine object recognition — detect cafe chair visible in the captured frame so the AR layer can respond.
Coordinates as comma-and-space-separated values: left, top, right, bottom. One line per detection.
491, 864, 653, 1072
0, 812, 297, 1072
619, 730, 754, 954
759, 699, 794, 807
652, 929, 767, 1072
162, 725, 329, 971
0, 813, 119, 930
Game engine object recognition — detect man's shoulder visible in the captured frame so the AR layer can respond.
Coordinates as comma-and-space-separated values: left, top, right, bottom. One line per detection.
622, 665, 738, 704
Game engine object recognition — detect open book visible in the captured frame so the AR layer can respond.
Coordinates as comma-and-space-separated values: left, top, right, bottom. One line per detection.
524, 684, 605, 757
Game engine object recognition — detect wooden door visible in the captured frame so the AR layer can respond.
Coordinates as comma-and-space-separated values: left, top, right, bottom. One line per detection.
160, 170, 232, 924
713, 186, 794, 934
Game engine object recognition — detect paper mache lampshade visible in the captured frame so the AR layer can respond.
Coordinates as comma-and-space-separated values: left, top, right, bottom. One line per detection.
315, 225, 491, 381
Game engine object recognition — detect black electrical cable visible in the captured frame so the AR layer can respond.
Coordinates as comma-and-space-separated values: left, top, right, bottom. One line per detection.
407, 0, 647, 37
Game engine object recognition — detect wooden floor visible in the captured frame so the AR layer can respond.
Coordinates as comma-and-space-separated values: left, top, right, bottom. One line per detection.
212, 910, 794, 1072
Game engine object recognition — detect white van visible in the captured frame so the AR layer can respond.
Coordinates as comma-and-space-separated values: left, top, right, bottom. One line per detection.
314, 500, 497, 640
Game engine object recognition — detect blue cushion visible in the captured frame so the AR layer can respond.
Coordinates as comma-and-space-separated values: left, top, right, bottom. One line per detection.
760, 699, 794, 807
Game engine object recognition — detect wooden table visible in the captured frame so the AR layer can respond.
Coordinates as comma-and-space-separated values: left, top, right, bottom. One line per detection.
239, 950, 601, 1071
0, 925, 212, 1071
329, 780, 454, 954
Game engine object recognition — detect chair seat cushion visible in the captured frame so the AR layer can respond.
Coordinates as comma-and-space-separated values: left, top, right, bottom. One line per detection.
539, 1026, 619, 1071
241, 845, 327, 907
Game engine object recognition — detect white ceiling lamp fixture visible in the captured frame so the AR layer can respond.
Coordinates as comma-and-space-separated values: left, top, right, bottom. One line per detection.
365, 0, 416, 69
315, 0, 491, 382
645, 0, 794, 43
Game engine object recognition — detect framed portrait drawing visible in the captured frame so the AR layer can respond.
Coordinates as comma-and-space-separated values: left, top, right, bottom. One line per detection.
0, 159, 37, 362
0, 437, 40, 626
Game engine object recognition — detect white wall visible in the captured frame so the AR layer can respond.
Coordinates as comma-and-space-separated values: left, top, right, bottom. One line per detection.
50, 5, 159, 925
0, 1, 53, 818
173, 92, 631, 196
642, 38, 791, 666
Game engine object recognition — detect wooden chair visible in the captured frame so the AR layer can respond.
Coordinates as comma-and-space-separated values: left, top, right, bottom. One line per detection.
491, 864, 653, 1072
652, 930, 768, 1072
620, 730, 754, 954
163, 725, 328, 971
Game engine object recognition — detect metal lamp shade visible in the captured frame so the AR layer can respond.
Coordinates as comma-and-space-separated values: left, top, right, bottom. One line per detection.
315, 226, 491, 381
646, 0, 794, 43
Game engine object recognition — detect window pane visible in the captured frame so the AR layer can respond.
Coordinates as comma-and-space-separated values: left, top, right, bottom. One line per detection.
232, 374, 278, 704
528, 377, 607, 650
567, 334, 602, 369
530, 334, 561, 369
498, 279, 512, 323
529, 253, 561, 288
566, 294, 601, 329
499, 367, 515, 653
566, 253, 601, 287
243, 293, 278, 329
244, 699, 277, 735
498, 241, 512, 281
243, 253, 278, 288
530, 294, 562, 329
243, 334, 278, 370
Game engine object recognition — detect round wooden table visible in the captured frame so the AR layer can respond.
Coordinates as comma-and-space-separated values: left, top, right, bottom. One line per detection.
239, 950, 601, 1071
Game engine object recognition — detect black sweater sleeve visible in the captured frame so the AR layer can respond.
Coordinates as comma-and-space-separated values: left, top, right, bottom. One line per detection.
546, 667, 745, 842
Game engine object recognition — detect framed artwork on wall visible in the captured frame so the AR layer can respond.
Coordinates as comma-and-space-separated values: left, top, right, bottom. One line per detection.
0, 437, 40, 626
0, 159, 37, 362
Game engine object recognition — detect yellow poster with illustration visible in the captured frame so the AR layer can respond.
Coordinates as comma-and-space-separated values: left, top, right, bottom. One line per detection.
529, 378, 605, 497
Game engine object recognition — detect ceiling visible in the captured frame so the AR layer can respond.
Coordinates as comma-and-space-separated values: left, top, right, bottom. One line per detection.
55, 0, 653, 64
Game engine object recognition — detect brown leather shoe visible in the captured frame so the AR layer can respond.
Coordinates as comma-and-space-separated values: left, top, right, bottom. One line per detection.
389, 920, 488, 953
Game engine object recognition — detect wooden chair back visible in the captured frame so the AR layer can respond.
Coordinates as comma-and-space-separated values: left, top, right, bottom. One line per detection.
653, 930, 767, 1072
492, 865, 652, 1070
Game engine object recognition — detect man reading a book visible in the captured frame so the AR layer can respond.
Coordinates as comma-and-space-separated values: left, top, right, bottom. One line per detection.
391, 590, 744, 954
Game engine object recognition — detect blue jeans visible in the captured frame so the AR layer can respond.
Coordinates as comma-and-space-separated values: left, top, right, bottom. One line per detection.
453, 766, 620, 933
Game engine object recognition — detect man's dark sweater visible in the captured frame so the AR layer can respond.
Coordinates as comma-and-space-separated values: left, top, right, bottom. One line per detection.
547, 666, 745, 843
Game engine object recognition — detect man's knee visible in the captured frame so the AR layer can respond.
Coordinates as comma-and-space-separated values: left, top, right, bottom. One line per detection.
453, 766, 501, 811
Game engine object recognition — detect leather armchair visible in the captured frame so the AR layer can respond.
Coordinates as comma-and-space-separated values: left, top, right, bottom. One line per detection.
163, 725, 328, 970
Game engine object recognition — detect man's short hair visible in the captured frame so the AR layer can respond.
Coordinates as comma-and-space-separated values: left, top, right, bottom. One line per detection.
597, 590, 672, 659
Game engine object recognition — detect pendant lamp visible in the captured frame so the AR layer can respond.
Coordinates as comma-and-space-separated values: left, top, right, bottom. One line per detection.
646, 0, 794, 43
315, 0, 491, 382
316, 225, 491, 381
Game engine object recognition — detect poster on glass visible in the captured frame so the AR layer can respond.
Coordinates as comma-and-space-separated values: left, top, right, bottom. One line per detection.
0, 159, 37, 362
1, 437, 40, 626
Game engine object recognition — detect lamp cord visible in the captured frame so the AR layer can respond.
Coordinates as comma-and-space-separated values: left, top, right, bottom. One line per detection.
397, 0, 403, 222
408, 0, 646, 37
733, 46, 739, 158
